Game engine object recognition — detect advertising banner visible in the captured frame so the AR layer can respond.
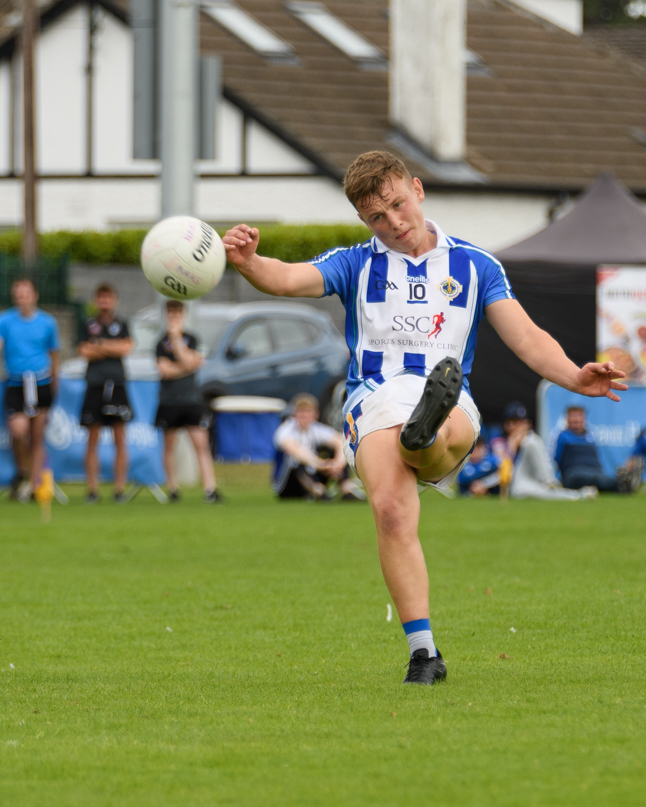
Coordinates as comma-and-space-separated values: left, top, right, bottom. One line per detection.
0, 379, 165, 486
597, 265, 646, 385
537, 381, 646, 478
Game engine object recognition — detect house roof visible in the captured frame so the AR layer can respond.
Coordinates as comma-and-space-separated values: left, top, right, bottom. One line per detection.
198, 0, 646, 193
496, 171, 646, 266
2, 0, 646, 194
584, 23, 646, 68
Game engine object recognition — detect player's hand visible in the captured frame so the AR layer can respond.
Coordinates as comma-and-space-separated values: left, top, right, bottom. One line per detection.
573, 361, 628, 401
222, 224, 259, 267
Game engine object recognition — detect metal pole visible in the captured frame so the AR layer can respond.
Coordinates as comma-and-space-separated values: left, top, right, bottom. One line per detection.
86, 1, 97, 176
22, 0, 37, 260
160, 0, 196, 219
159, 0, 197, 330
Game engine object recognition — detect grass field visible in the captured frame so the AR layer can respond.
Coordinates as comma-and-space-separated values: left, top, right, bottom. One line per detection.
1, 466, 645, 806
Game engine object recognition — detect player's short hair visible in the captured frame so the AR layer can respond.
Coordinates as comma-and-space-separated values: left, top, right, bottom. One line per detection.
94, 283, 117, 297
566, 405, 586, 415
11, 277, 37, 294
165, 300, 184, 312
343, 151, 412, 209
291, 393, 319, 412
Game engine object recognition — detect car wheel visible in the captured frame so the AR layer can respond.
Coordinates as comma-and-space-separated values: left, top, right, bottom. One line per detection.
320, 379, 346, 431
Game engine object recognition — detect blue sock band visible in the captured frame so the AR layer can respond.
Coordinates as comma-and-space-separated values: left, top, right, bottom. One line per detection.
402, 618, 436, 657
402, 618, 431, 635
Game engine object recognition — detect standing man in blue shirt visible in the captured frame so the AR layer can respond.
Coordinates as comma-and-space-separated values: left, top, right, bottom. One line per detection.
0, 278, 60, 499
223, 151, 627, 686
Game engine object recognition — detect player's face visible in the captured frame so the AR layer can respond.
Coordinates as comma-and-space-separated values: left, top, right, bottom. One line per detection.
357, 176, 432, 257
295, 407, 317, 429
96, 292, 117, 315
12, 282, 38, 314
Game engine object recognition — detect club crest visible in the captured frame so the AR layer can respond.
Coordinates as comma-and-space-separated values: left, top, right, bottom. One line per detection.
437, 276, 463, 300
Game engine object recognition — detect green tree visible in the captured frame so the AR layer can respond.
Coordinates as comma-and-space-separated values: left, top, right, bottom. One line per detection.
584, 0, 646, 24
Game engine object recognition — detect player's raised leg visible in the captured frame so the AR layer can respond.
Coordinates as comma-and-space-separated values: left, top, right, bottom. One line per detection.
398, 358, 475, 481
356, 427, 447, 685
401, 405, 476, 481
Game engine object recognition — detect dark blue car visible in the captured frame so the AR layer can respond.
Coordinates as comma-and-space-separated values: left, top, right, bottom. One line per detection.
127, 301, 349, 426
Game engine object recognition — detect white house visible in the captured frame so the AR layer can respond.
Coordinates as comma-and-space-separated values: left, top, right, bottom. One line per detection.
0, 0, 645, 252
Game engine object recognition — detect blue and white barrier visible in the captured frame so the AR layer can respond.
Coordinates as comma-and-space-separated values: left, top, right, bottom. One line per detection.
537, 381, 646, 477
0, 379, 164, 486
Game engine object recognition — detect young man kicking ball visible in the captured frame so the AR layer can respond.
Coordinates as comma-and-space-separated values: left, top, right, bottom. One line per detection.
223, 151, 627, 685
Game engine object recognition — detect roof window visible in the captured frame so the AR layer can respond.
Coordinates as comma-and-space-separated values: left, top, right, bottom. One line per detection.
286, 1, 386, 68
202, 1, 296, 62
466, 49, 491, 77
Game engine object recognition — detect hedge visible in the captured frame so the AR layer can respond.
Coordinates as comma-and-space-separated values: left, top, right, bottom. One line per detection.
0, 224, 372, 266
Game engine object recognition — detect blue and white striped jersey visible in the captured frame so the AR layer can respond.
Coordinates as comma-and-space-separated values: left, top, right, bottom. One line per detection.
310, 220, 514, 410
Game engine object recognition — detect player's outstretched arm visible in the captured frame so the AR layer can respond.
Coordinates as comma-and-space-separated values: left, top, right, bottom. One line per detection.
486, 298, 628, 401
223, 224, 325, 298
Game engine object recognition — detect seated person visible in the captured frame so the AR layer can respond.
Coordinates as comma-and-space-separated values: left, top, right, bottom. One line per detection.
458, 435, 501, 496
503, 402, 596, 500
155, 300, 221, 503
619, 426, 645, 491
273, 393, 362, 501
554, 405, 638, 494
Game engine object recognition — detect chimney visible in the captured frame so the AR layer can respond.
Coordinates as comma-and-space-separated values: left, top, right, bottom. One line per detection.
389, 0, 466, 163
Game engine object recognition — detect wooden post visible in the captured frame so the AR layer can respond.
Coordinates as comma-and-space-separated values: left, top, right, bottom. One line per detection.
22, 0, 37, 260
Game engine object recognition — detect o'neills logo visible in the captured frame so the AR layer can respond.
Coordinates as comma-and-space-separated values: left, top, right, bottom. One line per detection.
192, 222, 214, 263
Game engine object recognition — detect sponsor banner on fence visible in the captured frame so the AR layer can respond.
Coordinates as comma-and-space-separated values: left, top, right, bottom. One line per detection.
0, 379, 164, 486
597, 265, 646, 385
537, 381, 646, 478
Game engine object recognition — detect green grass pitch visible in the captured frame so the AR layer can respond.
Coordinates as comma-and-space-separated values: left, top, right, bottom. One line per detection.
1, 467, 645, 806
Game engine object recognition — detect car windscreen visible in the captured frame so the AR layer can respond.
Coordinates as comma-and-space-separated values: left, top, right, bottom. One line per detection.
197, 318, 232, 355
130, 314, 231, 355
131, 317, 160, 354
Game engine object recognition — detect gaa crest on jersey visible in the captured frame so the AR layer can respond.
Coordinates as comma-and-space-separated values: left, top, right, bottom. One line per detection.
437, 276, 463, 300
108, 322, 122, 336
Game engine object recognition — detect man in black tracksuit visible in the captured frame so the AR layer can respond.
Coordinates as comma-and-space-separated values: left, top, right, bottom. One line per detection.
155, 300, 221, 503
78, 284, 133, 503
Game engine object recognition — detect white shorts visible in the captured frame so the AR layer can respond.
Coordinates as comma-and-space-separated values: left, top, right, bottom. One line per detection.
342, 374, 481, 490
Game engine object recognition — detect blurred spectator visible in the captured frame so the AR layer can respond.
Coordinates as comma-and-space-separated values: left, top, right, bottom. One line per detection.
273, 393, 363, 501
458, 435, 501, 496
504, 402, 596, 501
554, 406, 638, 494
620, 427, 645, 491
78, 285, 133, 503
155, 300, 221, 503
0, 278, 60, 500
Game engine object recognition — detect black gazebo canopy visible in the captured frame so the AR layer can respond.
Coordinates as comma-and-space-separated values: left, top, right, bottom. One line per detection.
469, 173, 646, 424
